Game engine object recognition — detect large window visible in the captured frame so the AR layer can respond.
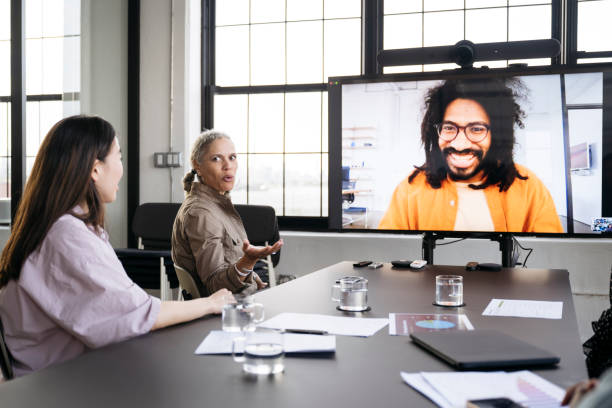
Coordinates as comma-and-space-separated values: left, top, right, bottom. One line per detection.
575, 0, 612, 63
383, 0, 554, 72
0, 0, 11, 202
205, 0, 608, 224
2, 0, 80, 203
25, 0, 80, 178
211, 0, 362, 217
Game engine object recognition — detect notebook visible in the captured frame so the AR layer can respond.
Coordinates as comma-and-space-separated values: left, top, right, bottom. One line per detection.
410, 329, 560, 370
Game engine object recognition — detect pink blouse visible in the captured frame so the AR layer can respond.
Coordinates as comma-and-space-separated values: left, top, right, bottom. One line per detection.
0, 210, 160, 377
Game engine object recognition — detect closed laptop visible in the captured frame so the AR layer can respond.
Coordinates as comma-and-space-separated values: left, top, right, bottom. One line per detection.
410, 329, 560, 370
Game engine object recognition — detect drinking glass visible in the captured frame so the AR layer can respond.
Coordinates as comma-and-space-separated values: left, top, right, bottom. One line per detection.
435, 275, 464, 307
222, 295, 264, 332
232, 331, 284, 375
331, 276, 369, 311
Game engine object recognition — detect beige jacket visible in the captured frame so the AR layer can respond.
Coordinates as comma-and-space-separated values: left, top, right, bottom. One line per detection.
171, 182, 257, 296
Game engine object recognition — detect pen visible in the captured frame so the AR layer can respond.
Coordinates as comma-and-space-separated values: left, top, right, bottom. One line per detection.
283, 328, 329, 335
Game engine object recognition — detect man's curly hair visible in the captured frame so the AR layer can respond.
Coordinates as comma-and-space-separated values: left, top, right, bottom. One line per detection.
409, 77, 528, 192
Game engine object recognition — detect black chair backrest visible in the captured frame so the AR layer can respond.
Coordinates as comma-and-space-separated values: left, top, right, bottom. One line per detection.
0, 318, 14, 380
132, 203, 182, 250
234, 204, 281, 267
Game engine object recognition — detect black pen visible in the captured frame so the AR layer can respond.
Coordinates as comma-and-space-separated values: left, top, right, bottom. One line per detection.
283, 328, 329, 335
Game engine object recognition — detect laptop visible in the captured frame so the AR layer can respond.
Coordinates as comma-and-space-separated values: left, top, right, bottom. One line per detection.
410, 329, 560, 370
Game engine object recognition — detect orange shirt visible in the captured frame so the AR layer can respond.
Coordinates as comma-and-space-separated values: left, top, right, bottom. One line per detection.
378, 164, 564, 233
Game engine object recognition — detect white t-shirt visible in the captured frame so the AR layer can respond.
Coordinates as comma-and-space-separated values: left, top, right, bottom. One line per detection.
453, 181, 495, 231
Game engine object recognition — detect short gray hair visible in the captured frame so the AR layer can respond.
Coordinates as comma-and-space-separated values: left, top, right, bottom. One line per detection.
191, 129, 231, 167
183, 129, 232, 193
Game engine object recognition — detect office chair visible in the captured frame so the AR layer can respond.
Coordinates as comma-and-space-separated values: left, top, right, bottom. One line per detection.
234, 204, 289, 287
174, 264, 201, 300
0, 318, 14, 381
115, 203, 181, 301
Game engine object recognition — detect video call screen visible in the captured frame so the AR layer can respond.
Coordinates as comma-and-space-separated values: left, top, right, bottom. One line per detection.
328, 66, 612, 235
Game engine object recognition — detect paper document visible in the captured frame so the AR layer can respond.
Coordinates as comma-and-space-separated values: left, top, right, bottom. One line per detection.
401, 370, 564, 408
195, 330, 336, 355
389, 313, 474, 335
258, 312, 388, 337
482, 299, 563, 319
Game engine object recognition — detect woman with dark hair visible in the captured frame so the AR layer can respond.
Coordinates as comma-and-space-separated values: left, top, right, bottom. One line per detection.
172, 130, 283, 297
0, 115, 232, 377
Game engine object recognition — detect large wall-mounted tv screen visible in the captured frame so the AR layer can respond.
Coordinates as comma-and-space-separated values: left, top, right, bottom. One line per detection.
328, 65, 612, 236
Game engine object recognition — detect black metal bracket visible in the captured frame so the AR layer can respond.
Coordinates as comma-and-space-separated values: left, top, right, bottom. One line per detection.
421, 232, 516, 267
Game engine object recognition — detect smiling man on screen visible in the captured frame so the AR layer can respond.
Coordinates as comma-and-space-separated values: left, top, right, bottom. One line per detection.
378, 77, 563, 233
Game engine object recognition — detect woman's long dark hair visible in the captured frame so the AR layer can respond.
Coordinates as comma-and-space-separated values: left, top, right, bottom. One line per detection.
0, 115, 116, 288
410, 77, 527, 191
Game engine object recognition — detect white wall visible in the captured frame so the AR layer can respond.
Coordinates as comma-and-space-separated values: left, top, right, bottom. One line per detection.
81, 0, 128, 248
140, 0, 199, 204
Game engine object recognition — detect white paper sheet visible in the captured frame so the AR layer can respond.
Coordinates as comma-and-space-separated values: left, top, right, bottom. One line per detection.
482, 299, 563, 319
195, 330, 336, 355
401, 370, 564, 408
258, 312, 389, 337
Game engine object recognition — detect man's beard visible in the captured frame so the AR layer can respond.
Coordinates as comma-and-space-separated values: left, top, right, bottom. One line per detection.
442, 147, 485, 181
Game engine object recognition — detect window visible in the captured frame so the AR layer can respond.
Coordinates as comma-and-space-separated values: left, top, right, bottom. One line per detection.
0, 0, 10, 200
25, 0, 81, 179
3, 0, 80, 203
575, 0, 612, 63
383, 0, 555, 73
211, 0, 361, 217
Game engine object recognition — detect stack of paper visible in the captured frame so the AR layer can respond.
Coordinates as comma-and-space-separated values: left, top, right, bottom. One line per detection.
258, 312, 389, 337
401, 370, 565, 408
195, 330, 336, 355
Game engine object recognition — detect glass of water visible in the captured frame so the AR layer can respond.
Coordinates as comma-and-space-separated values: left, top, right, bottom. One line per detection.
222, 295, 264, 332
232, 331, 284, 375
331, 276, 369, 311
435, 275, 464, 307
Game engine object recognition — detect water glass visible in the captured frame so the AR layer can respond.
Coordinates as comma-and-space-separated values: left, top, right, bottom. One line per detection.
435, 275, 464, 307
232, 331, 284, 375
222, 295, 264, 332
331, 276, 369, 311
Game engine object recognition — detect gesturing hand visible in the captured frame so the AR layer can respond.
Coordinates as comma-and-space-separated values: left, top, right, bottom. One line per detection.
241, 238, 283, 263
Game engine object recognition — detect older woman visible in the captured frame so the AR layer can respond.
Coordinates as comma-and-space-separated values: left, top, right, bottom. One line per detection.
171, 130, 283, 296
0, 116, 233, 377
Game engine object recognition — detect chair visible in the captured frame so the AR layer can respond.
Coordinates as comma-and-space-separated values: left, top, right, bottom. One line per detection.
0, 318, 14, 381
174, 264, 201, 300
132, 203, 182, 250
115, 203, 181, 301
234, 204, 285, 287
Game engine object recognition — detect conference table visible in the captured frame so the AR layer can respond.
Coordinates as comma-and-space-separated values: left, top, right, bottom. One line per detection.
0, 262, 587, 407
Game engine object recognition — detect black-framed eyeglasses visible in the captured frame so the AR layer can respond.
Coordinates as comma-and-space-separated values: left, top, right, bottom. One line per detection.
434, 122, 490, 143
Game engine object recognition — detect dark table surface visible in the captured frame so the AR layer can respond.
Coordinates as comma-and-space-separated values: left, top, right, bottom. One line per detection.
0, 262, 587, 407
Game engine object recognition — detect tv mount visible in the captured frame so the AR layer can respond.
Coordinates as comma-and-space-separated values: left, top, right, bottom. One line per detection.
421, 232, 516, 268
377, 39, 561, 69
